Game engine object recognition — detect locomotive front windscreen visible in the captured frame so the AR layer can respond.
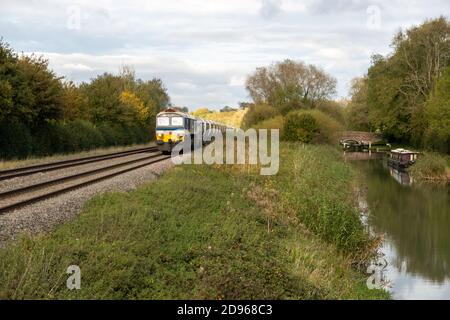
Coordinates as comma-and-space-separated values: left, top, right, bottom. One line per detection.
157, 116, 170, 126
171, 117, 184, 127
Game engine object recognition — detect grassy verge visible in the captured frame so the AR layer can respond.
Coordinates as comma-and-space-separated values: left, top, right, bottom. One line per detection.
0, 143, 389, 299
409, 152, 450, 183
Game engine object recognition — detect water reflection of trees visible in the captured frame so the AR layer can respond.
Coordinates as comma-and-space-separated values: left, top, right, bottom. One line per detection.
360, 161, 450, 283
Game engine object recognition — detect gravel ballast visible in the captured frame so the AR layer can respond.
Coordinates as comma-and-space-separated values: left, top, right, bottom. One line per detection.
0, 151, 160, 193
0, 157, 175, 246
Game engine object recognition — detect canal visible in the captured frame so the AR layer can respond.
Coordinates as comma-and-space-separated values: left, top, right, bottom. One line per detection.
348, 153, 450, 300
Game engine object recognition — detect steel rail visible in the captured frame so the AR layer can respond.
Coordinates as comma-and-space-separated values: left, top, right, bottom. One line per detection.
0, 146, 158, 181
0, 152, 163, 200
0, 154, 171, 214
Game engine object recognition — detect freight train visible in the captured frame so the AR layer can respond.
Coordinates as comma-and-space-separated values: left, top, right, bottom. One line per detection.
155, 108, 232, 153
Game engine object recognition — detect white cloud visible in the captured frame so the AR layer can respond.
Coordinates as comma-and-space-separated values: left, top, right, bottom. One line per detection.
229, 75, 246, 87
61, 63, 93, 71
2, 0, 450, 108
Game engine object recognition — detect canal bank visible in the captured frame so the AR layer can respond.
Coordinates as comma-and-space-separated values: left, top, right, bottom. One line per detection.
348, 153, 450, 299
0, 144, 389, 299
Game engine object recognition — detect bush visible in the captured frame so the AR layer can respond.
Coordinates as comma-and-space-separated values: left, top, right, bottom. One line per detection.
307, 110, 344, 144
283, 110, 344, 144
242, 104, 279, 129
63, 120, 105, 151
1, 118, 162, 160
98, 123, 118, 147
35, 123, 75, 155
29, 120, 105, 156
103, 123, 150, 146
127, 124, 151, 144
51, 122, 73, 153
253, 116, 285, 135
283, 113, 319, 143
120, 124, 138, 144
278, 99, 307, 116
316, 100, 346, 124
0, 120, 33, 159
108, 124, 128, 146
409, 153, 447, 180
32, 123, 67, 156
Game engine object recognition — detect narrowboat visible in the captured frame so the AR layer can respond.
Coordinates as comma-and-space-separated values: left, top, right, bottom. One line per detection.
387, 148, 420, 169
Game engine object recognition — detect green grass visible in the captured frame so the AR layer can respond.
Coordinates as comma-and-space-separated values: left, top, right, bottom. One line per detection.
272, 143, 372, 254
409, 152, 449, 182
0, 143, 389, 299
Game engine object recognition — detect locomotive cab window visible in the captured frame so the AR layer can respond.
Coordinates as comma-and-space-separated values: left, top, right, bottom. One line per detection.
157, 116, 170, 126
171, 116, 184, 127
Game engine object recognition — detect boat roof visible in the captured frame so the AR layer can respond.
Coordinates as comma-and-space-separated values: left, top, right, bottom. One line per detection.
391, 148, 420, 154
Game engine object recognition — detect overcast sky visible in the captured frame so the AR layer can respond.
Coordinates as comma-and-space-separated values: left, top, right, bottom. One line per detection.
1, 0, 448, 110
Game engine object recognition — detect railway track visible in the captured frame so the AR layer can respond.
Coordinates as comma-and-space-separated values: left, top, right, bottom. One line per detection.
0, 149, 170, 214
0, 146, 158, 181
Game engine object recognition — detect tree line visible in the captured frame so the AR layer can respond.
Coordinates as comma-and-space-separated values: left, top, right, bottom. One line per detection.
347, 16, 450, 154
243, 17, 449, 154
0, 40, 170, 159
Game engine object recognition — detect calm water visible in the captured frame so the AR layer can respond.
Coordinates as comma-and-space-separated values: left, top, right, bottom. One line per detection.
348, 154, 450, 300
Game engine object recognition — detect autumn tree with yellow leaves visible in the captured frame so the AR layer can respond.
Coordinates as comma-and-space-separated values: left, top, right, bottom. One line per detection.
0, 40, 170, 159
119, 91, 149, 124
